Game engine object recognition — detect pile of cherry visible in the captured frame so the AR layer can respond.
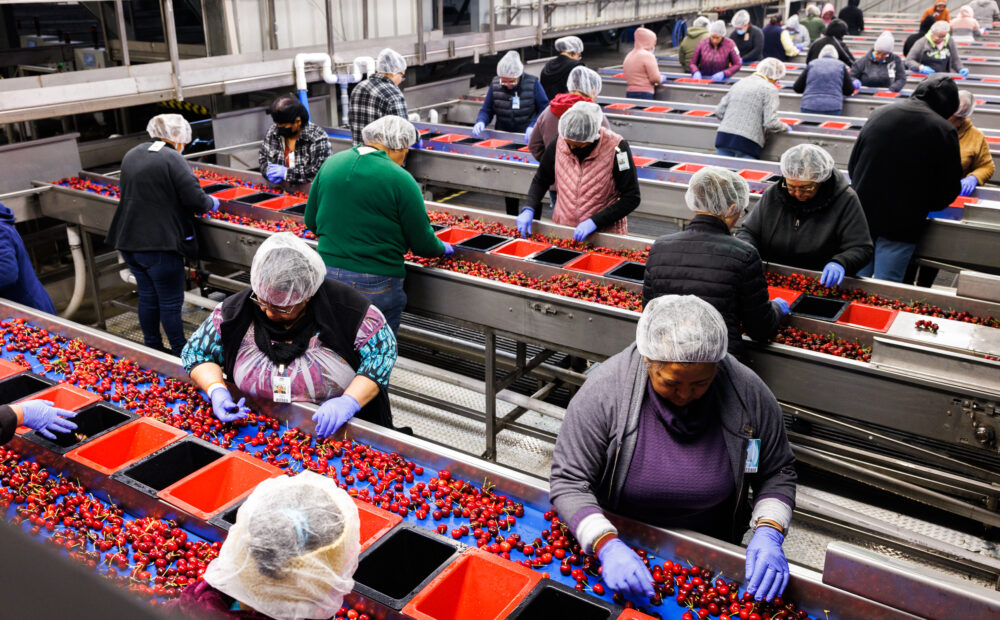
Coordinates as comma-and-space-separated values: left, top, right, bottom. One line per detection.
54, 177, 121, 199
0, 318, 833, 618
773, 326, 872, 362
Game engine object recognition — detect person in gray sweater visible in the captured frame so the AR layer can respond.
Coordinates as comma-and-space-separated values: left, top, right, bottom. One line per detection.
851, 31, 908, 92
906, 20, 966, 75
550, 295, 796, 603
969, 0, 1000, 31
714, 58, 790, 159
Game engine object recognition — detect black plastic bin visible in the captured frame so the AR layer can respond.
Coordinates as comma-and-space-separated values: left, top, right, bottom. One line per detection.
647, 160, 680, 169
112, 437, 226, 496
27, 403, 135, 454
352, 524, 461, 610
790, 295, 849, 321
280, 203, 307, 216
207, 499, 244, 532
233, 192, 279, 205
531, 247, 583, 267
606, 261, 646, 283
0, 373, 54, 404
508, 580, 620, 620
456, 234, 509, 252
203, 183, 234, 194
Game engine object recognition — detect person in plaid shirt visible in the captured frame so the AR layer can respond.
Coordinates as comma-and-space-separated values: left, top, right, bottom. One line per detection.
349, 48, 409, 145
258, 94, 332, 190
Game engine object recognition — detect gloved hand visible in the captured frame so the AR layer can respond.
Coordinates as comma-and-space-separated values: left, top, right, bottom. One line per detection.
265, 163, 288, 184
711, 71, 726, 82
919, 65, 935, 74
209, 195, 220, 212
820, 262, 846, 288
472, 122, 485, 136
313, 394, 360, 437
691, 71, 703, 80
960, 175, 979, 196
19, 400, 77, 440
597, 538, 655, 599
525, 126, 534, 141
959, 67, 970, 77
209, 386, 250, 423
573, 218, 598, 241
745, 527, 789, 602
774, 297, 790, 316
441, 242, 455, 257
851, 78, 862, 91
516, 208, 535, 237
784, 123, 793, 132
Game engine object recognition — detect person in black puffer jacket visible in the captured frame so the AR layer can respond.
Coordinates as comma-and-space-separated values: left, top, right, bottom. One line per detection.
807, 18, 853, 65
738, 144, 872, 287
643, 167, 786, 358
540, 36, 585, 100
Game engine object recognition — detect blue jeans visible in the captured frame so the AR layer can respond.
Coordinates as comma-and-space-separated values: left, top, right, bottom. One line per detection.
856, 237, 917, 282
626, 91, 655, 100
326, 266, 406, 334
801, 108, 842, 115
548, 190, 558, 210
121, 250, 187, 355
716, 147, 758, 159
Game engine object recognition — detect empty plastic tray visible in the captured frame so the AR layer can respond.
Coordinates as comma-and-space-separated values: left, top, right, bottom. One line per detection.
0, 373, 54, 403
211, 186, 258, 201
257, 195, 306, 211
672, 162, 705, 173
643, 106, 672, 113
202, 183, 234, 194
490, 239, 550, 259
819, 121, 850, 130
158, 451, 283, 520
631, 156, 656, 167
27, 402, 135, 454
738, 169, 771, 182
435, 227, 480, 244
355, 497, 403, 552
0, 358, 25, 381
604, 103, 635, 110
456, 234, 509, 252
606, 261, 646, 283
233, 191, 280, 205
835, 302, 899, 333
113, 437, 227, 496
564, 253, 626, 275
507, 580, 620, 620
475, 139, 512, 149
430, 133, 469, 143
531, 247, 583, 267
789, 295, 849, 321
66, 417, 187, 476
767, 286, 803, 305
682, 109, 714, 116
17, 383, 102, 412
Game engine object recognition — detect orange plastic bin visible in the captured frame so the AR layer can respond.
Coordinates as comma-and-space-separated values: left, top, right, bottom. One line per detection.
16, 383, 101, 414
212, 186, 258, 201
768, 286, 803, 305
66, 417, 186, 475
158, 451, 284, 520
835, 302, 899, 333
257, 195, 306, 211
490, 239, 551, 259
0, 358, 25, 381
672, 162, 705, 173
564, 253, 626, 275
354, 498, 403, 552
436, 228, 481, 244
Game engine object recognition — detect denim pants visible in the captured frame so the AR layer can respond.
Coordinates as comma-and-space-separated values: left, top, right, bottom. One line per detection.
801, 108, 842, 116
121, 250, 187, 355
715, 147, 758, 159
856, 237, 917, 283
326, 266, 406, 334
626, 91, 655, 100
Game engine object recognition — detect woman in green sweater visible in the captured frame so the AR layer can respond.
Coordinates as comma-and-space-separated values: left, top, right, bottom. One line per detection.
305, 116, 453, 334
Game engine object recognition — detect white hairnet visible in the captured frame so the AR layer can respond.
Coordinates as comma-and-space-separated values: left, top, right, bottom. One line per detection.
558, 101, 603, 142
819, 44, 838, 59
693, 16, 711, 29
756, 57, 787, 80
780, 144, 836, 182
361, 115, 418, 150
203, 472, 360, 620
567, 66, 602, 98
636, 295, 728, 363
146, 114, 192, 145
375, 48, 407, 74
806, 4, 821, 16
874, 31, 895, 52
497, 50, 524, 78
709, 20, 727, 36
555, 36, 584, 53
732, 10, 751, 27
250, 233, 326, 307
787, 14, 800, 29
930, 20, 950, 34
685, 166, 750, 219
955, 90, 975, 118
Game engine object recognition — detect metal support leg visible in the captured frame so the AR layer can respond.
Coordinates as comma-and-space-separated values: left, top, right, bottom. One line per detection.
483, 326, 497, 461
79, 229, 106, 329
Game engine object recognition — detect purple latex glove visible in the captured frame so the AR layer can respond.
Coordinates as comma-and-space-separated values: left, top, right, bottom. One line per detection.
960, 175, 978, 196
597, 538, 655, 598
441, 242, 454, 257
774, 297, 790, 316
208, 386, 249, 423
691, 71, 703, 80
819, 261, 845, 287
573, 218, 597, 241
313, 394, 361, 437
711, 71, 726, 82
19, 400, 77, 440
209, 195, 220, 212
516, 208, 535, 237
745, 527, 789, 602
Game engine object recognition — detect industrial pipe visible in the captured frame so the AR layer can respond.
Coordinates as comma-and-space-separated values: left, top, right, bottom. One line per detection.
293, 53, 370, 124
429, 109, 439, 124
59, 226, 86, 320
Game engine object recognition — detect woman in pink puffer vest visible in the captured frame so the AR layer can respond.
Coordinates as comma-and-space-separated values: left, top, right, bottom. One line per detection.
623, 27, 664, 99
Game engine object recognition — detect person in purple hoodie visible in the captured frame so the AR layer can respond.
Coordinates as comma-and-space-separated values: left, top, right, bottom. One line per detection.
550, 295, 796, 604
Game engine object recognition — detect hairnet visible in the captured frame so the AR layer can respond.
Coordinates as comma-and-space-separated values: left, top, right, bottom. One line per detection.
955, 89, 975, 118
268, 94, 309, 125
685, 166, 749, 219
780, 144, 836, 182
819, 44, 838, 59
636, 295, 728, 364
558, 101, 603, 142
756, 57, 787, 80
250, 233, 326, 307
566, 66, 602, 98
497, 50, 524, 78
375, 48, 407, 74
361, 115, 418, 150
874, 31, 895, 52
806, 4, 821, 16
709, 20, 727, 35
732, 10, 751, 27
787, 15, 800, 29
693, 16, 711, 29
146, 114, 192, 145
203, 472, 360, 620
554, 36, 584, 53
930, 20, 950, 34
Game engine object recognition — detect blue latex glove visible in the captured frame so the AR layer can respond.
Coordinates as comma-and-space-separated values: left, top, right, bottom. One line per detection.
959, 67, 970, 77
441, 242, 454, 257
960, 175, 978, 196
525, 126, 534, 141
691, 71, 703, 80
265, 163, 288, 183
19, 400, 77, 440
774, 297, 790, 316
209, 386, 250, 423
313, 394, 360, 437
711, 71, 726, 82
209, 195, 220, 212
851, 79, 862, 91
472, 122, 485, 136
819, 262, 846, 288
919, 65, 935, 74
745, 527, 789, 602
597, 538, 655, 599
516, 207, 535, 237
573, 218, 598, 241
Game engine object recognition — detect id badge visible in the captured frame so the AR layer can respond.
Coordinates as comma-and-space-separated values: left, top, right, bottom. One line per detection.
512, 95, 521, 110
616, 151, 630, 171
744, 439, 761, 474
272, 365, 292, 403
148, 141, 166, 152
287, 152, 297, 168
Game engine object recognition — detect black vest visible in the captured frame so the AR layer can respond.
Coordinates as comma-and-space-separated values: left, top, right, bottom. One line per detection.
218, 280, 392, 428
491, 74, 540, 132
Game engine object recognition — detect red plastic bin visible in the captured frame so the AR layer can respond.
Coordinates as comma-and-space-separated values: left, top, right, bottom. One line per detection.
490, 239, 551, 258
257, 195, 306, 211
16, 383, 101, 413
475, 139, 512, 149
738, 169, 771, 182
676, 78, 712, 84
402, 547, 543, 620
631, 156, 657, 167
819, 121, 850, 129
835, 302, 899, 333
644, 106, 672, 113
564, 253, 626, 275
0, 358, 25, 381
768, 286, 803, 305
354, 498, 403, 552
780, 118, 802, 126
672, 162, 705, 173
682, 109, 714, 116
874, 91, 899, 98
212, 186, 258, 201
435, 227, 481, 244
604, 103, 635, 110
617, 609, 659, 620
430, 133, 469, 143
65, 417, 187, 475
158, 451, 283, 520
949, 196, 978, 208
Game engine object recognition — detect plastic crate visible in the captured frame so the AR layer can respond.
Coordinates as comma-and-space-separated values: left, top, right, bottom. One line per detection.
456, 234, 511, 252
682, 109, 714, 116
158, 451, 283, 520
257, 195, 306, 211
835, 302, 899, 333
606, 261, 646, 283
201, 183, 234, 194
789, 295, 849, 321
18, 383, 102, 412
564, 253, 626, 275
531, 247, 583, 267
66, 417, 186, 476
233, 191, 280, 205
738, 169, 771, 182
604, 103, 635, 110
631, 157, 657, 167
819, 121, 850, 129
643, 106, 673, 113
211, 186, 258, 201
672, 162, 705, 173
507, 580, 620, 620
430, 133, 470, 143
26, 402, 135, 454
475, 139, 513, 149
0, 373, 54, 404
355, 498, 403, 552
0, 358, 25, 381
112, 437, 227, 497
490, 239, 551, 259
435, 228, 481, 244
767, 286, 803, 305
